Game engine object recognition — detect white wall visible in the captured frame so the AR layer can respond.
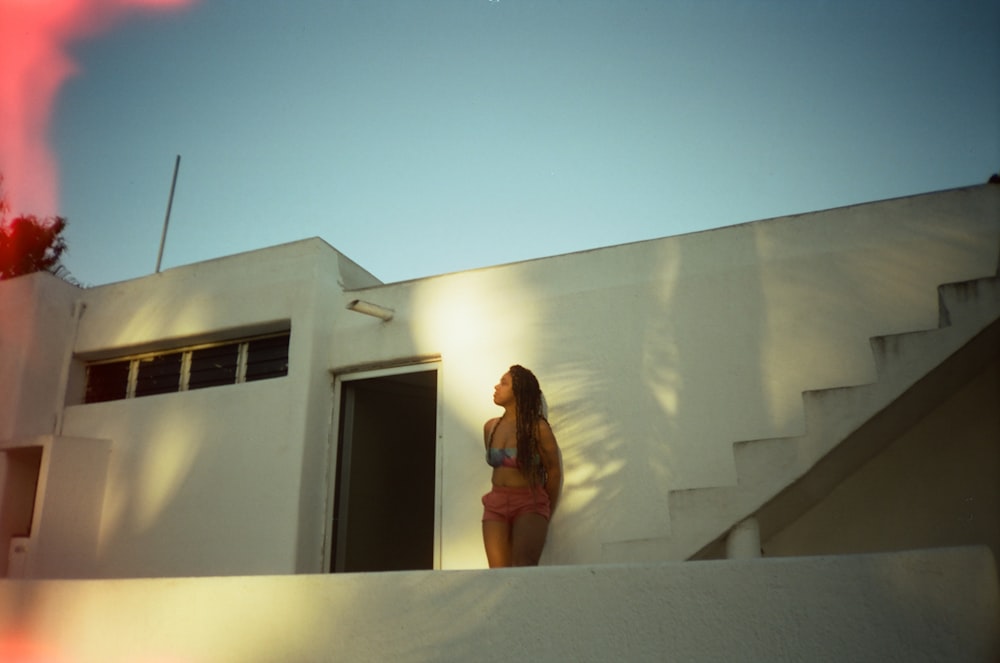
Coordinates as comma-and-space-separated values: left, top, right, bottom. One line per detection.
0, 435, 110, 578
338, 185, 1000, 569
56, 240, 377, 577
0, 272, 80, 440
4, 187, 997, 578
0, 547, 995, 662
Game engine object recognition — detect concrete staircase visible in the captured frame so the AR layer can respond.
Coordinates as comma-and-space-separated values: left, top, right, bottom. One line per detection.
664, 275, 1000, 561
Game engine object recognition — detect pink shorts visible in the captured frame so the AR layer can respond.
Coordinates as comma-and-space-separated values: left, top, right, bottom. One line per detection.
482, 485, 551, 524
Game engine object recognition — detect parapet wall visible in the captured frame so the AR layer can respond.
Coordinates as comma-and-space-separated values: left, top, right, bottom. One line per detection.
0, 546, 995, 662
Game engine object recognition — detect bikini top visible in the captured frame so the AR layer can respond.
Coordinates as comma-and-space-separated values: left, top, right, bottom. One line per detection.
485, 417, 519, 468
486, 446, 520, 469
485, 416, 540, 470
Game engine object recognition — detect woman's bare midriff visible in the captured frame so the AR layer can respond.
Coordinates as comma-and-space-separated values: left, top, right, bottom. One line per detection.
491, 466, 533, 488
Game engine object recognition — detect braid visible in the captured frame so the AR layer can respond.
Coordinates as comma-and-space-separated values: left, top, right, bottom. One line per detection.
509, 365, 544, 486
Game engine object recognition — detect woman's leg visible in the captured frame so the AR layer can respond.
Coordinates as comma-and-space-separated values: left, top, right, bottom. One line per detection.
510, 513, 549, 566
482, 520, 512, 568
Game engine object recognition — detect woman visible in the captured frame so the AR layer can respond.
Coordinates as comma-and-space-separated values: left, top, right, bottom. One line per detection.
481, 365, 562, 567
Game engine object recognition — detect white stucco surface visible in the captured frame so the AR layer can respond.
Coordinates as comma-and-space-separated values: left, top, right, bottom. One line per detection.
2, 185, 998, 578
0, 272, 79, 440
340, 185, 1000, 568
0, 547, 995, 662
53, 240, 372, 577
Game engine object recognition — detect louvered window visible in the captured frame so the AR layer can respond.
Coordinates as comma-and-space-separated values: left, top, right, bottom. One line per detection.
84, 332, 290, 404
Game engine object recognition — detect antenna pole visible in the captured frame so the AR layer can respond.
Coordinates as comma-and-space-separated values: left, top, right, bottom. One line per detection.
155, 154, 181, 273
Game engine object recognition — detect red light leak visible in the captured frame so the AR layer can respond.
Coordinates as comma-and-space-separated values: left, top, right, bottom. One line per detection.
0, 634, 70, 663
0, 633, 192, 663
0, 0, 196, 218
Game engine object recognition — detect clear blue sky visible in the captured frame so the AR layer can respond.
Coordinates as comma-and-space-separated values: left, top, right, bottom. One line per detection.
51, 0, 1000, 286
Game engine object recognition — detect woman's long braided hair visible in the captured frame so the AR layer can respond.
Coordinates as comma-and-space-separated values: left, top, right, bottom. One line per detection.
509, 364, 544, 486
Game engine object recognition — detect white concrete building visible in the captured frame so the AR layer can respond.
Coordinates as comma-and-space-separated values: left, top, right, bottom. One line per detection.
1, 184, 997, 660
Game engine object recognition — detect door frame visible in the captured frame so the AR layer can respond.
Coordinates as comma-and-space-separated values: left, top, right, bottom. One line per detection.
323, 360, 443, 572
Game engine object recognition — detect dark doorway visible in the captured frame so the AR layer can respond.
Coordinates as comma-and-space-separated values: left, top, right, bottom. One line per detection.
330, 368, 438, 572
0, 446, 42, 576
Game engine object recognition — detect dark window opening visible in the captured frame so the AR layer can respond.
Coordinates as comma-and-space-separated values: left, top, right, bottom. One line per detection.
85, 360, 130, 403
189, 344, 239, 390
246, 334, 290, 382
135, 353, 183, 397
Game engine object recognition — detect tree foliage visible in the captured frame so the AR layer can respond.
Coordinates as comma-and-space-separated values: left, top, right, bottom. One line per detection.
0, 175, 71, 281
0, 214, 69, 280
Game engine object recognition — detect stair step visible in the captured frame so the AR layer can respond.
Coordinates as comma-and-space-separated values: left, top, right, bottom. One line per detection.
666, 274, 1000, 561
874, 277, 1000, 380
733, 437, 804, 488
938, 276, 1000, 327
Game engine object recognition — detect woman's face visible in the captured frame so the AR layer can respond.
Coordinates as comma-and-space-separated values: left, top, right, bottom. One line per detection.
493, 372, 514, 406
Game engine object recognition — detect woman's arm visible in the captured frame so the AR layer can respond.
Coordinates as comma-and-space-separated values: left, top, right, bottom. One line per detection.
537, 419, 562, 510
